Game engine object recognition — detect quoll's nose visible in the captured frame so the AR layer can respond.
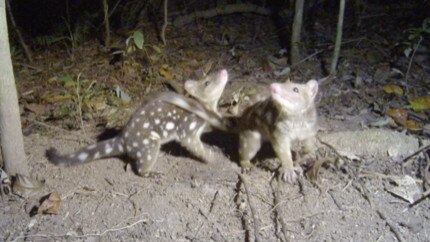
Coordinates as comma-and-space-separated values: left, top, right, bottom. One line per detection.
270, 83, 281, 94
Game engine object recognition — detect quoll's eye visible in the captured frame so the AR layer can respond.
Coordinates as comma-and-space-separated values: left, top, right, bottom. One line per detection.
293, 87, 299, 93
204, 81, 210, 86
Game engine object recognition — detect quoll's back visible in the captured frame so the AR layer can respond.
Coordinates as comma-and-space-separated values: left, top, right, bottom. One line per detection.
47, 69, 229, 176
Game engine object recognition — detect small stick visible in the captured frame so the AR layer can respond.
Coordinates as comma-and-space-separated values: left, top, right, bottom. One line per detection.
160, 0, 168, 45
237, 172, 261, 242
402, 143, 430, 166
270, 179, 290, 242
12, 216, 148, 241
409, 189, 430, 207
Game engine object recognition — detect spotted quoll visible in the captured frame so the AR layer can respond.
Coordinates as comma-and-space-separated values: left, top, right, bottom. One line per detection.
235, 79, 318, 183
46, 69, 229, 176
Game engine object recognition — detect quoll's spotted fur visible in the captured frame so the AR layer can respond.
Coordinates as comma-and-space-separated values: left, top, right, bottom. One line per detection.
46, 70, 228, 176
235, 79, 318, 183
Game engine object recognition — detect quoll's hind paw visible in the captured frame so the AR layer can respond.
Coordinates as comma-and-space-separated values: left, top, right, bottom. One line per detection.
281, 166, 303, 184
139, 171, 163, 179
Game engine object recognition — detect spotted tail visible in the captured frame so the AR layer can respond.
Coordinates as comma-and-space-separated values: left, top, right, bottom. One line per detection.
46, 138, 124, 167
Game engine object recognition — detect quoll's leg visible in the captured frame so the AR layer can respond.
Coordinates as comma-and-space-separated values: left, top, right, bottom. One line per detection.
132, 137, 161, 177
271, 138, 300, 183
179, 134, 215, 163
297, 137, 316, 165
239, 131, 262, 170
303, 137, 316, 155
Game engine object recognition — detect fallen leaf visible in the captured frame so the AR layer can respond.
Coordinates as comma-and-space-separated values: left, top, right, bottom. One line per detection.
43, 94, 74, 103
83, 96, 108, 112
38, 191, 61, 215
405, 120, 422, 131
159, 66, 173, 79
373, 64, 390, 82
409, 96, 430, 112
306, 158, 326, 182
383, 84, 404, 96
386, 108, 408, 123
386, 175, 421, 204
24, 103, 49, 116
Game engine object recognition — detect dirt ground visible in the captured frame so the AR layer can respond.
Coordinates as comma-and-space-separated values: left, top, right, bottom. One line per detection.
1, 3, 430, 242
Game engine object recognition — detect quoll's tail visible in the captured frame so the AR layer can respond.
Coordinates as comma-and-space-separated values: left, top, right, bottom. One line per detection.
46, 138, 124, 167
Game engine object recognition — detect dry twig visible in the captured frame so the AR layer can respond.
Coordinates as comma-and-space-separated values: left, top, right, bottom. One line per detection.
12, 216, 148, 241
270, 179, 290, 242
237, 172, 261, 242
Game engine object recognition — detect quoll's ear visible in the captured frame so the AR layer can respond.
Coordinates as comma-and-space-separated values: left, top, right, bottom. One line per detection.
285, 78, 291, 83
306, 79, 319, 99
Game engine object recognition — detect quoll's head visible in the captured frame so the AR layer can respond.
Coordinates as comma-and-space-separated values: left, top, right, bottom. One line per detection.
270, 79, 318, 114
184, 69, 229, 110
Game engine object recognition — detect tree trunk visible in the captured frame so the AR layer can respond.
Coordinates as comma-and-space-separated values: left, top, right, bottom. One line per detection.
330, 0, 345, 75
290, 0, 305, 66
0, 1, 29, 176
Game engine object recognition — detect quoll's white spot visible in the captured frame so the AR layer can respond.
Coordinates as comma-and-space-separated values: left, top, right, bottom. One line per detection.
150, 112, 154, 116
140, 110, 145, 115
143, 139, 149, 145
78, 152, 89, 161
150, 131, 160, 139
87, 144, 97, 150
165, 122, 175, 130
173, 109, 176, 114
94, 152, 100, 159
163, 131, 168, 137
186, 138, 191, 143
137, 152, 142, 158
184, 116, 188, 122
143, 122, 150, 128
137, 132, 141, 137
167, 112, 172, 117
135, 118, 140, 122
147, 155, 152, 160
154, 119, 160, 124
124, 132, 129, 138
133, 142, 138, 147
189, 121, 197, 130
157, 108, 162, 112
131, 122, 135, 128
105, 144, 113, 154
126, 146, 131, 151
118, 144, 124, 152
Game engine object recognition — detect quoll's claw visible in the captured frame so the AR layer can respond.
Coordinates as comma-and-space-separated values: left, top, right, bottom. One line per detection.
241, 166, 252, 174
281, 166, 303, 183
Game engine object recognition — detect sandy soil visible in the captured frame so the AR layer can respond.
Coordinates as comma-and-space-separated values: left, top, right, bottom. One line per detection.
1, 4, 430, 242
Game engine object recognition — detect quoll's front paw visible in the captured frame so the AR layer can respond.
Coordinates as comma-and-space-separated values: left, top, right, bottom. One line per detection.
240, 160, 254, 173
280, 166, 303, 184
